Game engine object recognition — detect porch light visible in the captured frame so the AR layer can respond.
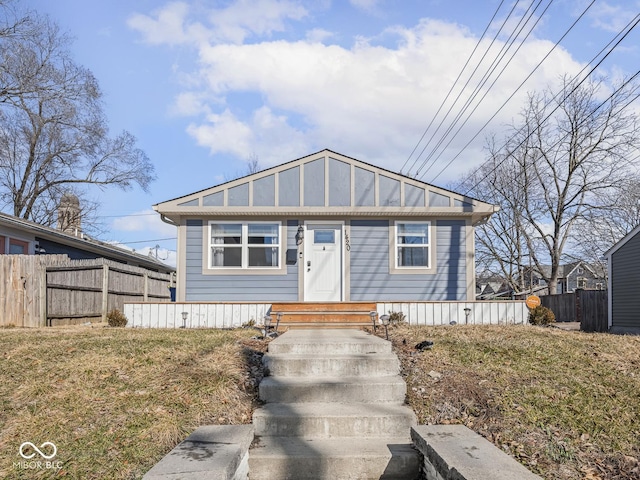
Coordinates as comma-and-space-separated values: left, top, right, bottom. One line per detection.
380, 314, 390, 340
463, 307, 471, 324
369, 311, 378, 332
296, 225, 304, 245
181, 311, 188, 329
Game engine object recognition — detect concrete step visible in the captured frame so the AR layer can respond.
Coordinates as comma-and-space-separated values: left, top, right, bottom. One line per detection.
259, 375, 407, 404
253, 403, 416, 438
248, 436, 421, 480
267, 329, 390, 355
263, 353, 399, 377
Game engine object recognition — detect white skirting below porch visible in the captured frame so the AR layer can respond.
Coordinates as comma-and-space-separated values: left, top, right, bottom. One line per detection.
124, 301, 529, 329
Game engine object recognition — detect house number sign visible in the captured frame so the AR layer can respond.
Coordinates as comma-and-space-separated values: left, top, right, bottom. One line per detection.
344, 232, 351, 251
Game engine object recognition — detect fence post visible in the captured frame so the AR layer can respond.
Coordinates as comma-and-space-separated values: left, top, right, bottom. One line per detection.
39, 266, 48, 327
102, 264, 109, 323
143, 272, 149, 302
575, 290, 582, 327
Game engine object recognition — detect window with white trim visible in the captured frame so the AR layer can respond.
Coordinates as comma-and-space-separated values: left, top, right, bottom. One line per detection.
577, 277, 587, 289
209, 222, 281, 269
395, 221, 430, 268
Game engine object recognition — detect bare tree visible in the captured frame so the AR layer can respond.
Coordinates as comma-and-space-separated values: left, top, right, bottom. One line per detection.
246, 153, 261, 174
224, 153, 262, 181
0, 12, 154, 228
570, 174, 640, 275
459, 138, 532, 295
0, 1, 38, 101
461, 76, 640, 294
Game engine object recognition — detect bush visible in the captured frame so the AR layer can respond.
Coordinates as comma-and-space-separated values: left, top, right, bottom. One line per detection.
528, 305, 555, 325
107, 309, 128, 327
388, 311, 406, 325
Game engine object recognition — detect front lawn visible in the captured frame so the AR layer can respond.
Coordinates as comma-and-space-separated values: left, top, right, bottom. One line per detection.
0, 327, 266, 479
386, 324, 640, 480
2, 324, 638, 479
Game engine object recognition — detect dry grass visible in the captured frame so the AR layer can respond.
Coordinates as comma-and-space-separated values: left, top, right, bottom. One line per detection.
382, 324, 640, 480
0, 326, 268, 479
3, 323, 639, 480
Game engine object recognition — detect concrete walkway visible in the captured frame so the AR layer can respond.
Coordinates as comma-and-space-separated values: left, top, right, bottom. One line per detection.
249, 329, 421, 480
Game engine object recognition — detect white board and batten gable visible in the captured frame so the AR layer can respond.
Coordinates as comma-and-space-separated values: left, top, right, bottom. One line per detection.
154, 150, 496, 223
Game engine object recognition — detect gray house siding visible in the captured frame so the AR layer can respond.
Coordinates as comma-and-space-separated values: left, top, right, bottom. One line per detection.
184, 219, 299, 301
611, 231, 640, 329
349, 219, 466, 301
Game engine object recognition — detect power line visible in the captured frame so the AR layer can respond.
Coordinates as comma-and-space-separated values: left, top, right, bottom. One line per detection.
98, 212, 158, 218
115, 237, 177, 245
423, 0, 598, 183
400, 0, 508, 176
460, 13, 640, 194
417, 0, 554, 180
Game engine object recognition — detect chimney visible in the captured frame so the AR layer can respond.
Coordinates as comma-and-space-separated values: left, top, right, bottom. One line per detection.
57, 193, 82, 236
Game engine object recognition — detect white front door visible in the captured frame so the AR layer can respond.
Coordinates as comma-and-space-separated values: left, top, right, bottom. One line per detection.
304, 223, 343, 301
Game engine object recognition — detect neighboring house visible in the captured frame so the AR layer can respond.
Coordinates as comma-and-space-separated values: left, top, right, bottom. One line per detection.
0, 208, 174, 274
528, 261, 606, 295
154, 149, 497, 303
476, 275, 511, 299
605, 223, 640, 334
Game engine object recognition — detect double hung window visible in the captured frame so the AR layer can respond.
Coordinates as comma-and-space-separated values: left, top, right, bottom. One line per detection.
395, 221, 430, 268
209, 222, 280, 269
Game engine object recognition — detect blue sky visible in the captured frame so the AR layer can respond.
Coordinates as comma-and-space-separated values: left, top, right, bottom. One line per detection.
20, 0, 640, 266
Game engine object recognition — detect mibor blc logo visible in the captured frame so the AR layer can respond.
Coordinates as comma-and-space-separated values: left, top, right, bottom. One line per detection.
14, 441, 62, 471
19, 442, 57, 459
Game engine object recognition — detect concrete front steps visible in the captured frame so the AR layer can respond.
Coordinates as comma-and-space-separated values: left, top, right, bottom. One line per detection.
249, 329, 420, 480
270, 302, 376, 329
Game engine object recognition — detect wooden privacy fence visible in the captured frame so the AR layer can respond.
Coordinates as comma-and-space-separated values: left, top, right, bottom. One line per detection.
0, 255, 173, 327
540, 290, 608, 332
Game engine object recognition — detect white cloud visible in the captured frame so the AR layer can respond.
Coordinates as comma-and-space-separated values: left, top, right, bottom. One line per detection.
128, 2, 194, 46
129, 0, 308, 46
130, 6, 589, 183
306, 28, 334, 43
349, 0, 382, 13
208, 0, 308, 44
109, 211, 177, 267
170, 91, 212, 117
186, 109, 254, 157
588, 1, 638, 33
169, 18, 583, 181
111, 209, 177, 238
108, 241, 177, 268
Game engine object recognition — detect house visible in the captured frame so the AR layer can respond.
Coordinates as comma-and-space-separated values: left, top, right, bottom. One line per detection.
605, 223, 640, 334
154, 149, 497, 304
0, 198, 174, 274
528, 261, 606, 295
1, 197, 176, 327
476, 275, 512, 299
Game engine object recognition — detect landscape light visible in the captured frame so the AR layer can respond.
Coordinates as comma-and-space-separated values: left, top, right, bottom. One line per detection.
380, 314, 390, 340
